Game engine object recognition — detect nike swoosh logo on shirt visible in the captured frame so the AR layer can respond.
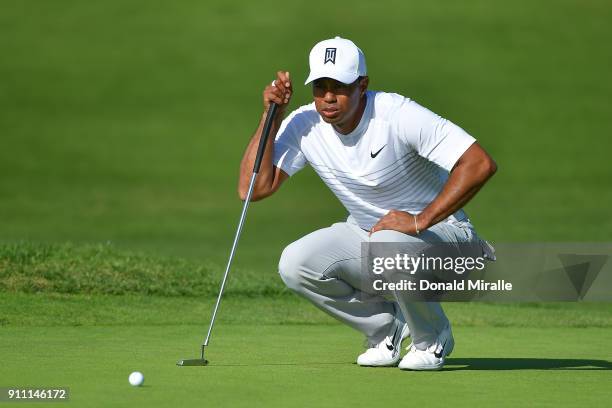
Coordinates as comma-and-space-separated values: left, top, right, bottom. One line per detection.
370, 145, 386, 158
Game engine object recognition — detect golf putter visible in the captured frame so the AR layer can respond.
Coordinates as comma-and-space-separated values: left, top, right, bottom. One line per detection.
177, 103, 279, 366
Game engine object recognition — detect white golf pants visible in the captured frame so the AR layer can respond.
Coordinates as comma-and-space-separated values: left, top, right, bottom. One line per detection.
278, 216, 484, 350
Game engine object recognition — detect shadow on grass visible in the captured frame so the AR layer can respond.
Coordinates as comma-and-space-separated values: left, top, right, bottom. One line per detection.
177, 361, 353, 367
444, 358, 612, 371
194, 358, 612, 370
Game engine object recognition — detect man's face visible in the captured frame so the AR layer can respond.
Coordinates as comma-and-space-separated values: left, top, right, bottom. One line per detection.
312, 77, 368, 130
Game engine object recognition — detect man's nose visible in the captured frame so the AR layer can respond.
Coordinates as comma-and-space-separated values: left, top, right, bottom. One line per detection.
323, 90, 336, 102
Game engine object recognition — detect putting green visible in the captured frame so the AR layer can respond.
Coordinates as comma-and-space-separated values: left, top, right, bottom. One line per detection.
2, 324, 611, 407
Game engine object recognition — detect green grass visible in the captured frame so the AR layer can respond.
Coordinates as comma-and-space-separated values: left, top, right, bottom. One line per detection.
1, 325, 611, 407
0, 242, 283, 297
1, 245, 612, 407
3, 291, 612, 328
2, 0, 612, 406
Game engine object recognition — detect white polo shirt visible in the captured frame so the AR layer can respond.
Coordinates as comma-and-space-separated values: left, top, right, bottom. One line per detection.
272, 90, 476, 230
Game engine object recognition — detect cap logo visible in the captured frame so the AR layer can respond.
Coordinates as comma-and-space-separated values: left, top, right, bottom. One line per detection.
324, 48, 336, 64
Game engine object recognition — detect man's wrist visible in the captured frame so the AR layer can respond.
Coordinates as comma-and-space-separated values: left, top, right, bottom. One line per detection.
415, 212, 433, 231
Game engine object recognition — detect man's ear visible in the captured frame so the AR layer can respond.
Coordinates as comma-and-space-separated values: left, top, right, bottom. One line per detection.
360, 76, 369, 96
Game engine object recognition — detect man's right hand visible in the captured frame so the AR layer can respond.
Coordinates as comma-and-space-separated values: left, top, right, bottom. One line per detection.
263, 71, 292, 113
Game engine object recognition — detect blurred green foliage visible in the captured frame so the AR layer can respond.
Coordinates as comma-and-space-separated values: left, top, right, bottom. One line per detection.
1, 0, 611, 275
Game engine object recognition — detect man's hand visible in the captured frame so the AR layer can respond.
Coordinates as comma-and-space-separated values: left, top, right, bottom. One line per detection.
369, 209, 424, 236
238, 71, 292, 202
368, 143, 497, 235
263, 71, 292, 114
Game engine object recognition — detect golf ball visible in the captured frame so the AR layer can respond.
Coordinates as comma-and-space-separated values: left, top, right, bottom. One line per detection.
128, 371, 144, 387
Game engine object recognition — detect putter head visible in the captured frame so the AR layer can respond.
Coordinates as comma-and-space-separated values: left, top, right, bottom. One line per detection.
176, 358, 208, 366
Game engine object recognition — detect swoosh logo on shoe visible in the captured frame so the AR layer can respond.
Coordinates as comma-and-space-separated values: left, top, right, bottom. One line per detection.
434, 339, 447, 359
391, 325, 399, 345
387, 325, 400, 351
370, 145, 386, 158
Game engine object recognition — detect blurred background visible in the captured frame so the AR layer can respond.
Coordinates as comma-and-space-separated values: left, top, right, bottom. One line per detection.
1, 0, 611, 276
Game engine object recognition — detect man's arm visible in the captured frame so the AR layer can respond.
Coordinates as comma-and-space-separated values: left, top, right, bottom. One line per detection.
238, 71, 292, 201
370, 142, 497, 235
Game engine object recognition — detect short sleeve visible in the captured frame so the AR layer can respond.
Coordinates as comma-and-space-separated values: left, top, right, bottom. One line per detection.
272, 109, 309, 176
396, 99, 476, 171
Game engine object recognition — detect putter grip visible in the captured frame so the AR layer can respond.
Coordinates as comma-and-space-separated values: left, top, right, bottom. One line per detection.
252, 103, 278, 174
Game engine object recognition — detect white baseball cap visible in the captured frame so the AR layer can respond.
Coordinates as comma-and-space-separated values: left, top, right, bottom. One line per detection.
304, 37, 367, 85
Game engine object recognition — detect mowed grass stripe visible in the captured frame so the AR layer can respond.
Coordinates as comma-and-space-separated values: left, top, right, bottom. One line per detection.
0, 242, 286, 297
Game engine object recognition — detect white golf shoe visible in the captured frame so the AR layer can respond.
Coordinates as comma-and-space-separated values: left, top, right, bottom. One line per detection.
357, 321, 410, 367
398, 324, 454, 371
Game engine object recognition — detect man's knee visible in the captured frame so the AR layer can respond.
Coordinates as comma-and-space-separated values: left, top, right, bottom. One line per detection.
278, 241, 308, 292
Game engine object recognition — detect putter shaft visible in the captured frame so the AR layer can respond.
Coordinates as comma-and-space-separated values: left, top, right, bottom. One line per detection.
178, 103, 278, 366
203, 171, 258, 349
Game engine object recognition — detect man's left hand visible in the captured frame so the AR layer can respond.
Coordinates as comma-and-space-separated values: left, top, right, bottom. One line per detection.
369, 209, 425, 236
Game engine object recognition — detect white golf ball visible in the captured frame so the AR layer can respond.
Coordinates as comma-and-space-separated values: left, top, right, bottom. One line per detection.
128, 371, 144, 387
